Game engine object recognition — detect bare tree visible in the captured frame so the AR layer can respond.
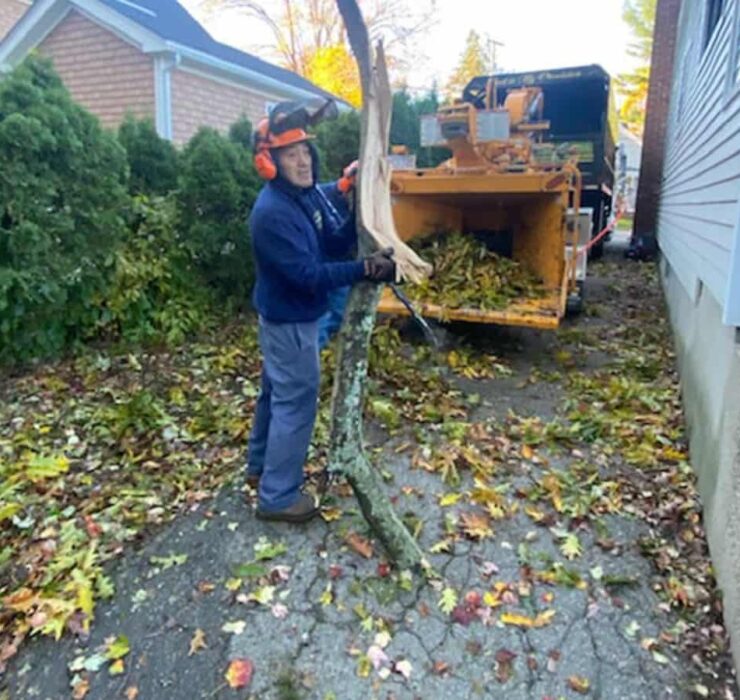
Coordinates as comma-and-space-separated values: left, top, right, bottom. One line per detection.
198, 0, 436, 78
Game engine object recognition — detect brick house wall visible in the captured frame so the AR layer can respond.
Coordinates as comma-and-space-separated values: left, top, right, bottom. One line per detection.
0, 0, 28, 42
37, 9, 155, 129
632, 0, 681, 243
170, 67, 278, 145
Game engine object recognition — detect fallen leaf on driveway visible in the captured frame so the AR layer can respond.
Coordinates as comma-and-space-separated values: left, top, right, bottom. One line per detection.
438, 492, 462, 506
271, 603, 289, 619
225, 658, 254, 688
320, 506, 343, 522
221, 620, 246, 635
500, 610, 555, 628
367, 644, 389, 670
104, 635, 130, 660
460, 512, 493, 540
394, 658, 412, 680
432, 660, 451, 676
247, 585, 275, 606
188, 628, 207, 656
438, 587, 458, 614
495, 648, 517, 683
71, 677, 90, 699
346, 532, 373, 559
568, 675, 591, 693
374, 631, 391, 649
560, 533, 583, 560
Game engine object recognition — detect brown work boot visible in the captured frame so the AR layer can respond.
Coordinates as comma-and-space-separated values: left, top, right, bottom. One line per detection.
256, 493, 320, 524
245, 474, 260, 490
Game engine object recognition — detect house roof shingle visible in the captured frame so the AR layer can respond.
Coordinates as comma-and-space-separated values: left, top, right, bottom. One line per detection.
97, 0, 339, 102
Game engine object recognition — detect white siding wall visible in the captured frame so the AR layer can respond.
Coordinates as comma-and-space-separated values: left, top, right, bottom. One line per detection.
658, 0, 740, 317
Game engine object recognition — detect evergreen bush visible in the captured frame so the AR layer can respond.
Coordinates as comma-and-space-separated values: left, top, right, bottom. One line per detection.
314, 110, 361, 181
177, 127, 260, 305
228, 114, 253, 151
0, 57, 129, 362
390, 89, 450, 168
118, 116, 178, 195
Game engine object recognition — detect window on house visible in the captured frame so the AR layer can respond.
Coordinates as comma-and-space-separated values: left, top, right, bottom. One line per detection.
704, 0, 725, 51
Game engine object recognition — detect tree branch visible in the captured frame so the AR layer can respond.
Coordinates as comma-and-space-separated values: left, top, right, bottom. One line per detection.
327, 0, 431, 569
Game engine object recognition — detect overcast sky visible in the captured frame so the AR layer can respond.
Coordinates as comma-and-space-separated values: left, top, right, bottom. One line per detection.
181, 0, 640, 91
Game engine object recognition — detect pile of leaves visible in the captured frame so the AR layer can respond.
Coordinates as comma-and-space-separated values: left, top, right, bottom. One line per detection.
406, 232, 546, 311
0, 315, 485, 669
0, 326, 263, 665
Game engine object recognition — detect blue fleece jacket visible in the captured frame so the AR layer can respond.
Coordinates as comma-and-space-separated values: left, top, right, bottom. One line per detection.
250, 178, 365, 323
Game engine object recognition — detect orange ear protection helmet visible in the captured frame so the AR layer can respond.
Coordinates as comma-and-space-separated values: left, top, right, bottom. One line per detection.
253, 118, 279, 180
253, 103, 316, 180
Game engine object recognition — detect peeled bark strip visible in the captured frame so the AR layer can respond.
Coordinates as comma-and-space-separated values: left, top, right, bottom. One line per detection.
327, 0, 430, 569
337, 2, 432, 285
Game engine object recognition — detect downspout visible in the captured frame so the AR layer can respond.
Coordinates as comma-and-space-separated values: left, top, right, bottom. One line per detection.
154, 51, 180, 141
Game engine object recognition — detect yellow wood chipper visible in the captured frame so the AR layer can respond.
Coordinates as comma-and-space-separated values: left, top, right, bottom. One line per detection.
379, 80, 590, 330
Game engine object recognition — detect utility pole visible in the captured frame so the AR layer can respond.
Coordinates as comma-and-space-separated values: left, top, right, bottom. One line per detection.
485, 35, 504, 74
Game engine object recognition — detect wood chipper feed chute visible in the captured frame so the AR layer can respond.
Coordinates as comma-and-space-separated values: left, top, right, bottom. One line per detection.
379, 76, 585, 330
379, 167, 581, 330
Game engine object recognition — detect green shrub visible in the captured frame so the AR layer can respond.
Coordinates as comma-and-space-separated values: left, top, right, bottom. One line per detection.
177, 127, 260, 304
390, 89, 450, 168
228, 114, 253, 150
118, 115, 178, 195
102, 195, 213, 345
0, 57, 128, 363
313, 110, 361, 180
312, 93, 448, 180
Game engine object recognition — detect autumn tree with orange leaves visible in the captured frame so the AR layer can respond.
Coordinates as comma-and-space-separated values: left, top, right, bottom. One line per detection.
199, 0, 435, 102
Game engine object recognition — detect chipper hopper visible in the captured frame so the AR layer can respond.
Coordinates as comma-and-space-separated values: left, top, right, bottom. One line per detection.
378, 81, 587, 330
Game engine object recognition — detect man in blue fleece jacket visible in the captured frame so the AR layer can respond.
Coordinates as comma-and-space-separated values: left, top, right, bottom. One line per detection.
246, 102, 395, 523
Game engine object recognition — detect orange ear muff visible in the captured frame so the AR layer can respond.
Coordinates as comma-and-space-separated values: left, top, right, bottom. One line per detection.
254, 149, 277, 180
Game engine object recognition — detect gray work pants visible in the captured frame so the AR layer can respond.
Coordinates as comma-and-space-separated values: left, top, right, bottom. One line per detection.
246, 317, 320, 511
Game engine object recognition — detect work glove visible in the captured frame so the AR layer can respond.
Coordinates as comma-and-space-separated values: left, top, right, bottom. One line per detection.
337, 159, 359, 194
363, 247, 396, 283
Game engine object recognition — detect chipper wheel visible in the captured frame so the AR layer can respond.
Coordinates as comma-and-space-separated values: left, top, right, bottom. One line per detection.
566, 280, 585, 317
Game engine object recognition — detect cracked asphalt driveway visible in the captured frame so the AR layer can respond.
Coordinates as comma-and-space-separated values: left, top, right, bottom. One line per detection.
4, 238, 737, 700
3, 481, 691, 700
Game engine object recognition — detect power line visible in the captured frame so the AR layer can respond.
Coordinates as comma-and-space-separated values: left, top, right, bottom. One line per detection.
484, 35, 505, 74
